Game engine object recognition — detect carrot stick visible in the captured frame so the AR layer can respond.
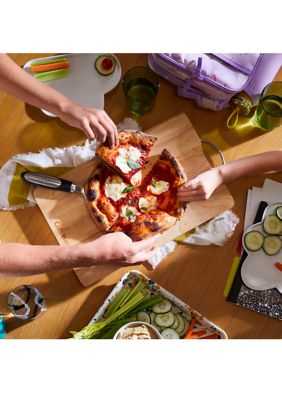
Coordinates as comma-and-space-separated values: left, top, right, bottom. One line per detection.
183, 318, 196, 339
275, 262, 282, 271
30, 61, 69, 73
190, 330, 209, 339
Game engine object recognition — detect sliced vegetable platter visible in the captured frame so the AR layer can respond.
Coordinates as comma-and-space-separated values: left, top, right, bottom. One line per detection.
23, 53, 121, 117
241, 203, 282, 293
70, 270, 227, 339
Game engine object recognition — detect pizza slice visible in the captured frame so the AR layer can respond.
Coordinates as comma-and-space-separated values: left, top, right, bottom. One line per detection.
96, 130, 157, 185
140, 148, 187, 218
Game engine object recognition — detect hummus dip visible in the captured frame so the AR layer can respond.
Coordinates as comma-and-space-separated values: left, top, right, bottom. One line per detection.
118, 324, 158, 339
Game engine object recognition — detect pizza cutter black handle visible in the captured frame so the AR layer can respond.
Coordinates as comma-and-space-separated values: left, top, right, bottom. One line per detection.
21, 172, 76, 193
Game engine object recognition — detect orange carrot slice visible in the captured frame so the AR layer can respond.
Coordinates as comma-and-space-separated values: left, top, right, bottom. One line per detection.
30, 61, 69, 73
199, 333, 219, 339
183, 318, 196, 339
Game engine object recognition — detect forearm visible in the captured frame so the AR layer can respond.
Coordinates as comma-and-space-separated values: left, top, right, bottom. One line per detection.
0, 242, 97, 277
217, 151, 282, 184
0, 54, 71, 117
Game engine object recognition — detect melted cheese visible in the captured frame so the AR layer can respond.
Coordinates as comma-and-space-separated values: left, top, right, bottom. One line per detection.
147, 180, 169, 195
139, 196, 157, 212
104, 176, 127, 201
115, 146, 142, 173
130, 170, 142, 186
120, 206, 139, 222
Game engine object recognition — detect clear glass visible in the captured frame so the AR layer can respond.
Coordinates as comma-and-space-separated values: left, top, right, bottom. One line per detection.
252, 81, 282, 130
7, 285, 47, 321
122, 66, 160, 116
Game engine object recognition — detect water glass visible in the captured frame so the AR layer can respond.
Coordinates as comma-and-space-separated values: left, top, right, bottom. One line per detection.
252, 81, 282, 130
122, 66, 160, 116
7, 285, 47, 321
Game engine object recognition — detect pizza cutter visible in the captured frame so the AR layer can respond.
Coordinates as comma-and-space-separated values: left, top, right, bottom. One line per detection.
21, 172, 87, 198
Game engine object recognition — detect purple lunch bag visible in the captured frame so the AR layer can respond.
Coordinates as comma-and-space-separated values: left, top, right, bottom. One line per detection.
148, 53, 282, 111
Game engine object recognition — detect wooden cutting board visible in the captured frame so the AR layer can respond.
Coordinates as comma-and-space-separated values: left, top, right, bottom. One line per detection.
34, 113, 234, 286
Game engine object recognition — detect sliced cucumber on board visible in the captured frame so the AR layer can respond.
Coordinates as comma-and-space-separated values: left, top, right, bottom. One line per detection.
244, 231, 264, 252
263, 235, 282, 256
263, 215, 282, 235
95, 55, 116, 76
152, 299, 172, 314
276, 206, 282, 221
179, 318, 190, 337
161, 328, 180, 339
136, 311, 151, 324
155, 311, 175, 328
175, 314, 185, 334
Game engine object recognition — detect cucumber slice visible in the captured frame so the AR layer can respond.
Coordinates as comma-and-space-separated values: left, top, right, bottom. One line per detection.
136, 311, 150, 324
175, 314, 185, 334
263, 235, 282, 256
244, 231, 264, 252
171, 314, 179, 330
161, 328, 180, 339
152, 299, 172, 314
263, 215, 282, 235
95, 55, 116, 76
149, 312, 156, 323
276, 206, 282, 221
179, 318, 190, 337
155, 311, 175, 328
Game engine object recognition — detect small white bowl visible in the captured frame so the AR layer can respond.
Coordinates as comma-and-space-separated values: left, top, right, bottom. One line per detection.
113, 321, 162, 340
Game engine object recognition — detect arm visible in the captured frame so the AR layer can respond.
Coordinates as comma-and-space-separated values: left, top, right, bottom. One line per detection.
0, 232, 158, 277
178, 150, 282, 201
0, 54, 118, 147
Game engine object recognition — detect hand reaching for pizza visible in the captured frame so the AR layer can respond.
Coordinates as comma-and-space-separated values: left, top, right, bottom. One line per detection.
81, 232, 159, 265
177, 168, 223, 202
58, 102, 118, 147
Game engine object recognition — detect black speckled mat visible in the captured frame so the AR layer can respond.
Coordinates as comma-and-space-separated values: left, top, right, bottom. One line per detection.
227, 201, 282, 321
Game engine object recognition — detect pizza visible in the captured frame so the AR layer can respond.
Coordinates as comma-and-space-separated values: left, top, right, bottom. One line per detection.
85, 134, 188, 241
96, 130, 157, 185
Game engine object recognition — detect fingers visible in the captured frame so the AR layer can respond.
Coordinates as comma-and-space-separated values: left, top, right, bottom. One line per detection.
131, 244, 158, 263
81, 119, 95, 140
103, 114, 119, 147
134, 234, 160, 252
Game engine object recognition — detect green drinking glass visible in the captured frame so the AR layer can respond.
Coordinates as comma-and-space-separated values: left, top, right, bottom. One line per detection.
122, 66, 160, 116
252, 81, 282, 130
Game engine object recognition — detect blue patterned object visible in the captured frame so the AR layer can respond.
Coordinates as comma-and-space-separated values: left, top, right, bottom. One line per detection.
0, 316, 6, 339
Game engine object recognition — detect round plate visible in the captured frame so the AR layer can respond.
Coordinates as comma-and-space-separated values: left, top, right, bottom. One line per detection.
23, 53, 122, 117
241, 203, 282, 293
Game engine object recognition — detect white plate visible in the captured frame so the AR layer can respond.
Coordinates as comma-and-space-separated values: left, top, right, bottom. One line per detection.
23, 53, 121, 117
241, 203, 282, 293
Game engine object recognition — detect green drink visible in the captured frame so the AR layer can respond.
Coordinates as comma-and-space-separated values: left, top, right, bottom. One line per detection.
252, 82, 282, 130
123, 67, 160, 116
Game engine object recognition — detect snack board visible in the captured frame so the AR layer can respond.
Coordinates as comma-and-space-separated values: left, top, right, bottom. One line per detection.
89, 270, 228, 339
23, 53, 121, 116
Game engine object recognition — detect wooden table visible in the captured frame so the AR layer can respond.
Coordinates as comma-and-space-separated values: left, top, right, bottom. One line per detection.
0, 54, 281, 339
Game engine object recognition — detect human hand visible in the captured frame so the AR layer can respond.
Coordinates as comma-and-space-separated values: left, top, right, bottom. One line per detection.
177, 168, 223, 202
82, 232, 159, 266
58, 101, 118, 147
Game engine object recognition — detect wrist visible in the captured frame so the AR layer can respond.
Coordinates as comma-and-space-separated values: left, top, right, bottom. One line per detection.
215, 165, 225, 185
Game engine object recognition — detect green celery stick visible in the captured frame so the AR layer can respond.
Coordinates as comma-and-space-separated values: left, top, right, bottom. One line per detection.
127, 295, 163, 316
119, 281, 145, 309
33, 68, 68, 83
31, 57, 68, 66
103, 286, 130, 318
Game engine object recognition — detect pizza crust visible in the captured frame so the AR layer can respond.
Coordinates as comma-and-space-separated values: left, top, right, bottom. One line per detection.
159, 148, 187, 187
84, 166, 119, 231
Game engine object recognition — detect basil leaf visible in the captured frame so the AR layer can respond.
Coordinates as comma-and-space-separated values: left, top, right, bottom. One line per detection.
122, 186, 134, 194
125, 208, 134, 220
127, 159, 141, 170
141, 206, 149, 212
151, 179, 157, 188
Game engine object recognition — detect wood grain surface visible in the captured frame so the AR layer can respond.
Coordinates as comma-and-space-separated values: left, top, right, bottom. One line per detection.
0, 53, 281, 339
34, 113, 234, 286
